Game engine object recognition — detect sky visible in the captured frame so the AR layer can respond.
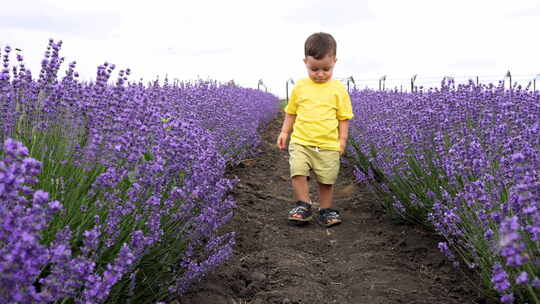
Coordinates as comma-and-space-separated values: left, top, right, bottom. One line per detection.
1, 0, 539, 98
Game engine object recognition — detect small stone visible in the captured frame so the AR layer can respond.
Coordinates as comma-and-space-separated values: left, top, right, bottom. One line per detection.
282, 298, 291, 304
251, 271, 266, 281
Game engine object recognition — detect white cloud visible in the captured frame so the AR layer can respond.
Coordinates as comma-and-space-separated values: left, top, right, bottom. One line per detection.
0, 0, 538, 97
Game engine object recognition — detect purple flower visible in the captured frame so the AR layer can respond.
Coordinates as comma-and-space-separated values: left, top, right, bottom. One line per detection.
491, 263, 510, 293
515, 271, 528, 284
499, 216, 528, 267
437, 241, 456, 261
347, 82, 539, 301
500, 293, 514, 303
1, 38, 280, 302
0, 138, 63, 302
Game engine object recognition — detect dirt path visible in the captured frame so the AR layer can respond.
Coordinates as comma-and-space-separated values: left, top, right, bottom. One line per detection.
178, 112, 492, 304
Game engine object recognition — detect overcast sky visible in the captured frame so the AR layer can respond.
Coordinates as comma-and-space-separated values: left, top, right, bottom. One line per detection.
1, 0, 539, 97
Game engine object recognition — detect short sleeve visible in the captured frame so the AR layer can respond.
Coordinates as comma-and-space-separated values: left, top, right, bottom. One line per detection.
284, 86, 298, 114
336, 87, 354, 120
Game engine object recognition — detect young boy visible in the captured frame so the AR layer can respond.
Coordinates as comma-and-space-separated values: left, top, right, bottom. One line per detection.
276, 32, 354, 228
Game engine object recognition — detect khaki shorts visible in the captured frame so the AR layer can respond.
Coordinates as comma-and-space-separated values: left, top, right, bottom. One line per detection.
288, 143, 340, 185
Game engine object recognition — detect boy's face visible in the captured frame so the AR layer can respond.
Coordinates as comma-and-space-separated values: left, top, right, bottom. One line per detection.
303, 55, 337, 84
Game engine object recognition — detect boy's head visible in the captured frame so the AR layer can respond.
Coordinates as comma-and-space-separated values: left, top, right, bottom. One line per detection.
303, 32, 337, 84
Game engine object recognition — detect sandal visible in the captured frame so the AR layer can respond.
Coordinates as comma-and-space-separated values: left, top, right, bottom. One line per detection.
288, 201, 314, 223
317, 208, 342, 227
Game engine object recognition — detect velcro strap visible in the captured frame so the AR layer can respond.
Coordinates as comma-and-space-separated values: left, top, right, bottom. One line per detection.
320, 208, 339, 217
289, 207, 306, 215
295, 201, 312, 209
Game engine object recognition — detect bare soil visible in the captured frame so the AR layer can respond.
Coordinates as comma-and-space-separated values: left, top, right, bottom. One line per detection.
177, 112, 494, 304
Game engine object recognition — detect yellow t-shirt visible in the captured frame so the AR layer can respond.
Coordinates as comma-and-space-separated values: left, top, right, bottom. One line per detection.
284, 78, 354, 151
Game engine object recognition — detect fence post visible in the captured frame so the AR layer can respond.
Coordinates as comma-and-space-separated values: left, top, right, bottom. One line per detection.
411, 74, 417, 92
347, 76, 355, 92
286, 78, 295, 101
258, 79, 269, 92
286, 81, 289, 101
505, 71, 512, 91
379, 75, 386, 91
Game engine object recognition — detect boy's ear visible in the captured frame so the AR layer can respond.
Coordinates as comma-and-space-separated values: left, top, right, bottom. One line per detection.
303, 57, 307, 64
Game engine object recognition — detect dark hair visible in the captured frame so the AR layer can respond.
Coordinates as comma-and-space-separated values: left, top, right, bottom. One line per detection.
304, 32, 337, 59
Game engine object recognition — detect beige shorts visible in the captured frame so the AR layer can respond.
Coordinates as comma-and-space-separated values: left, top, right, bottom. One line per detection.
288, 143, 340, 185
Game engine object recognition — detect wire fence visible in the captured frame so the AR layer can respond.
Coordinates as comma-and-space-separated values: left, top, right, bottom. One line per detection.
260, 72, 540, 100
334, 72, 540, 93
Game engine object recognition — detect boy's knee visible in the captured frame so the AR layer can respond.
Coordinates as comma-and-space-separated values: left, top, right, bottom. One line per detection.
317, 182, 333, 188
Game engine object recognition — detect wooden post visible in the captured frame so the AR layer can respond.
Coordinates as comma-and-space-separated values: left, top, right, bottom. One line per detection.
286, 78, 294, 101
286, 81, 289, 101
411, 74, 417, 92
347, 76, 355, 92
505, 71, 512, 92
379, 75, 386, 91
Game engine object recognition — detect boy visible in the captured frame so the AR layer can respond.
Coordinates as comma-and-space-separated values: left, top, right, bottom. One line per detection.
276, 32, 354, 228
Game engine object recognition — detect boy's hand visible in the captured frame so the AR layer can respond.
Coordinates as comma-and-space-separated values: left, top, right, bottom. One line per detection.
339, 139, 347, 156
338, 120, 349, 156
277, 132, 289, 150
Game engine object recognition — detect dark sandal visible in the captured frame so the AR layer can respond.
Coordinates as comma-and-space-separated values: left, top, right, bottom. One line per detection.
317, 208, 342, 227
288, 201, 314, 222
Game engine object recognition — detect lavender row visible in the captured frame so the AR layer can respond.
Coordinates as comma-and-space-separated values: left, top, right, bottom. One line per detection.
0, 40, 279, 303
348, 81, 539, 303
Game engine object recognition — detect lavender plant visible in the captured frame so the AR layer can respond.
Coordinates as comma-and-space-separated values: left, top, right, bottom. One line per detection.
0, 40, 279, 303
348, 80, 539, 303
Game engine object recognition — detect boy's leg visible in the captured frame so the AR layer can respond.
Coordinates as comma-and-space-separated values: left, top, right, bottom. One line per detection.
317, 182, 341, 226
312, 149, 342, 227
317, 182, 333, 209
289, 175, 312, 221
288, 143, 313, 222
288, 143, 312, 204
292, 175, 310, 203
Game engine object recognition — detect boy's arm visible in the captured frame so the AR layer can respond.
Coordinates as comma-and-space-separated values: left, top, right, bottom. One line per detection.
338, 119, 350, 155
277, 113, 296, 150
